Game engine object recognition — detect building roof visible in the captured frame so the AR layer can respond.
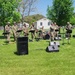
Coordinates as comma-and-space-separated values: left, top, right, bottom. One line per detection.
35, 18, 52, 22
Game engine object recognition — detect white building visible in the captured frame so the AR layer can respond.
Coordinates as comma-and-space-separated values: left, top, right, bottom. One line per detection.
34, 18, 52, 30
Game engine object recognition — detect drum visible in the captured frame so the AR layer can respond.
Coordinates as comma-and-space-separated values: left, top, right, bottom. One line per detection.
16, 30, 22, 32
38, 30, 42, 32
55, 29, 59, 32
29, 30, 35, 33
66, 30, 72, 33
3, 32, 10, 35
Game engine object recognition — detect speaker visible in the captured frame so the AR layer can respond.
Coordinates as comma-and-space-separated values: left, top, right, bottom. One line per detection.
50, 41, 60, 47
46, 45, 59, 52
17, 37, 28, 55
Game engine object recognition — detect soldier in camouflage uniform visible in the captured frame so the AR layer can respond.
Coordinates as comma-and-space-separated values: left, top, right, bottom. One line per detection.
65, 22, 72, 44
66, 22, 72, 31
50, 23, 55, 41
30, 24, 36, 41
12, 22, 18, 41
5, 22, 11, 43
40, 26, 45, 38
53, 22, 59, 37
22, 23, 29, 37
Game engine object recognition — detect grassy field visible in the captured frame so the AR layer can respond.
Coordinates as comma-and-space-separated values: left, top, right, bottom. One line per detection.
0, 29, 75, 75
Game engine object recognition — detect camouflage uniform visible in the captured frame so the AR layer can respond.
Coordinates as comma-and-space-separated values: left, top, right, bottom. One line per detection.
5, 22, 11, 43
30, 24, 35, 41
12, 22, 18, 41
65, 22, 72, 43
66, 22, 72, 31
40, 26, 45, 38
22, 24, 29, 37
50, 24, 56, 41
54, 22, 59, 37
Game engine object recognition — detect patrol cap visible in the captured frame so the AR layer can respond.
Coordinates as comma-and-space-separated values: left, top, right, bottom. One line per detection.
14, 22, 16, 24
7, 22, 10, 25
7, 22, 10, 24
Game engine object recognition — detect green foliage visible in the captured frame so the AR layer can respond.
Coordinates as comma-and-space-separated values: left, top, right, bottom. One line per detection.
0, 0, 21, 26
13, 11, 22, 23
70, 16, 75, 25
24, 14, 45, 25
46, 0, 74, 26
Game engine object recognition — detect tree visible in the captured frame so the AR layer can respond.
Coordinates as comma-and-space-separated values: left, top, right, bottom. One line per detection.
46, 0, 74, 26
0, 0, 21, 27
18, 0, 38, 24
70, 16, 75, 25
70, 12, 75, 25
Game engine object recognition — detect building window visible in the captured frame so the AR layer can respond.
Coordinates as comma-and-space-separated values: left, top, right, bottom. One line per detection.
48, 22, 50, 26
40, 22, 42, 26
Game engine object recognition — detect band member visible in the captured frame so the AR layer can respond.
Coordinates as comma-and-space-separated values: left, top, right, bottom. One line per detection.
12, 22, 18, 41
66, 22, 72, 31
35, 28, 38, 38
54, 22, 59, 37
65, 22, 72, 41
5, 22, 11, 43
50, 23, 55, 41
39, 26, 45, 38
22, 23, 29, 37
30, 23, 36, 41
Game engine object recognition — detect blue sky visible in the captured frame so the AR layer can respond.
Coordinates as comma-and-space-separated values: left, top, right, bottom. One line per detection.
30, 0, 53, 17
31, 0, 75, 17
35, 0, 53, 16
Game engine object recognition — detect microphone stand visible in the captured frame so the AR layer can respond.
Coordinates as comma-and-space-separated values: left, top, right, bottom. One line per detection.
62, 26, 65, 45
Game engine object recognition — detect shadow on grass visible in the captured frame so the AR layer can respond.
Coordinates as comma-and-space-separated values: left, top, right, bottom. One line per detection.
0, 35, 6, 39
14, 52, 21, 56
0, 35, 9, 45
14, 51, 28, 56
62, 42, 71, 45
35, 38, 42, 42
29, 39, 33, 42
2, 41, 10, 45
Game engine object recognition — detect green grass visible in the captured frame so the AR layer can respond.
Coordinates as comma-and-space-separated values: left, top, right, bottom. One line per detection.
0, 29, 75, 75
